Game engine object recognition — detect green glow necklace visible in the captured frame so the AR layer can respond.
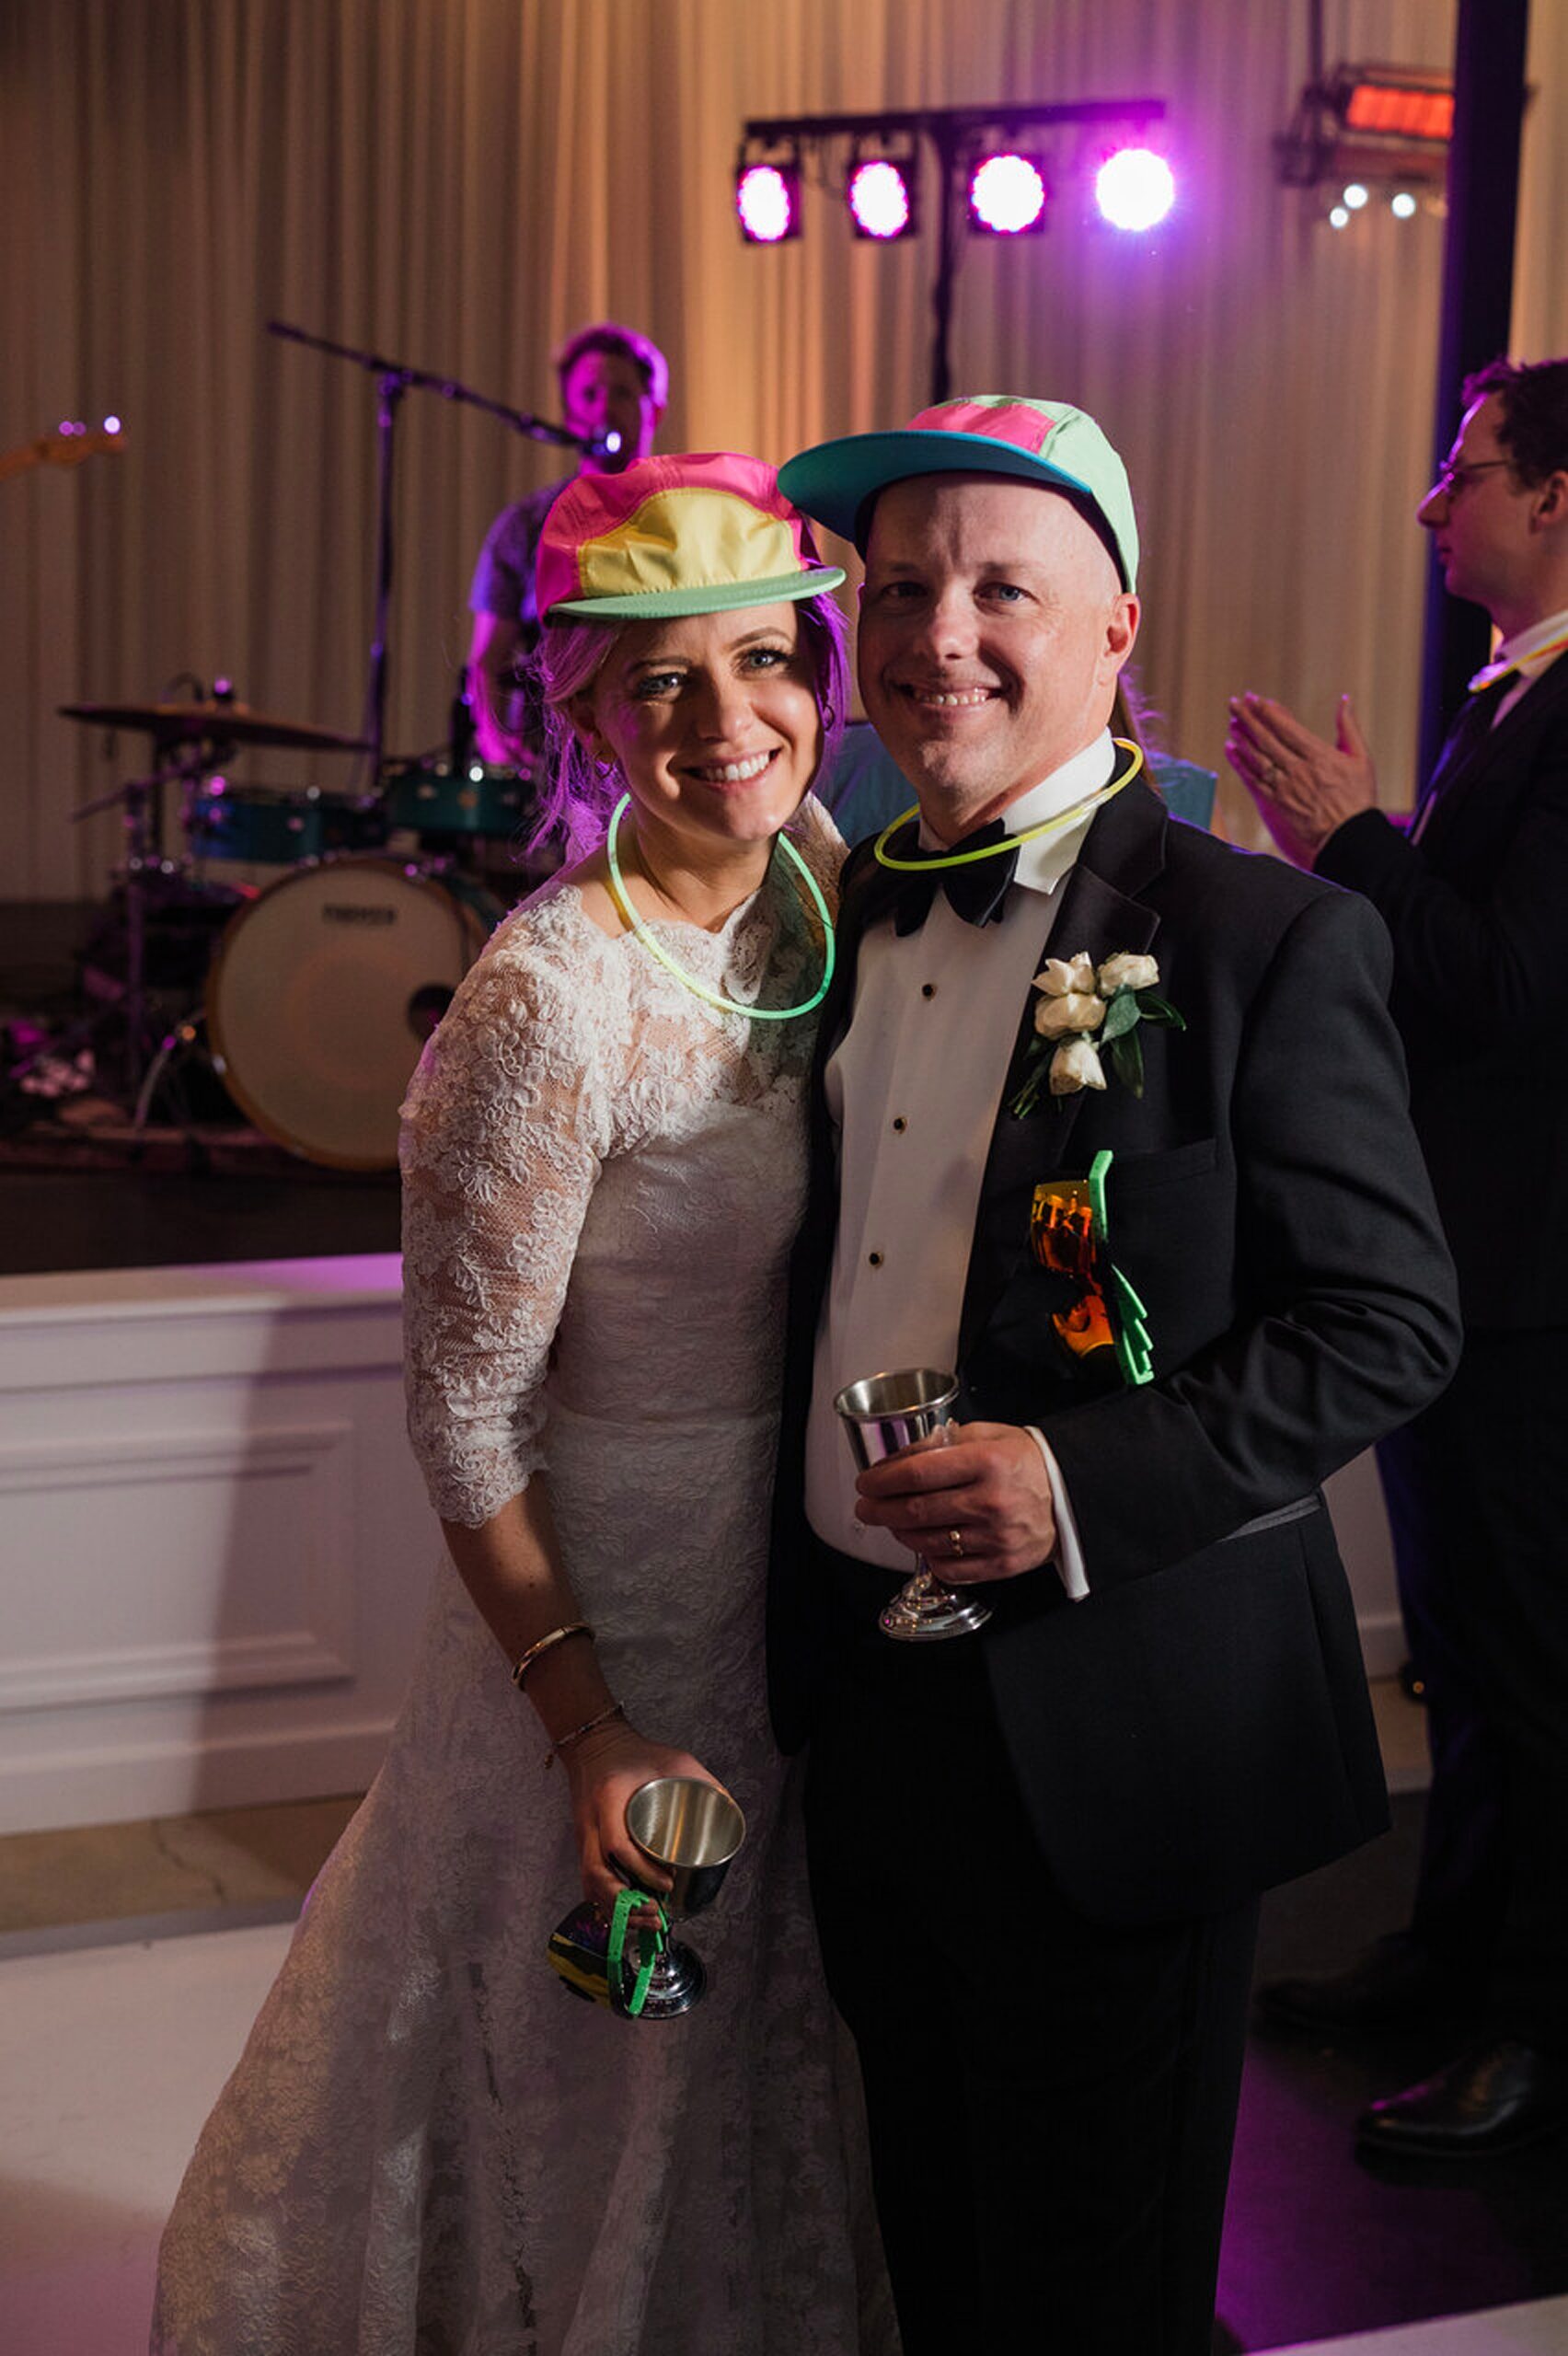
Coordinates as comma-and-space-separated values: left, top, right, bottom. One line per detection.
604, 793, 836, 1022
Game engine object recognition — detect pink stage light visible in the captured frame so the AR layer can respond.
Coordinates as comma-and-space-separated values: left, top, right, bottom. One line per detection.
736, 163, 800, 244
1095, 147, 1176, 232
847, 157, 915, 240
968, 153, 1048, 236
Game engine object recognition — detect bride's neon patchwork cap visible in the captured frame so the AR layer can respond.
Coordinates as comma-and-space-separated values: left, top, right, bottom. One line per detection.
778, 395, 1138, 590
536, 452, 845, 621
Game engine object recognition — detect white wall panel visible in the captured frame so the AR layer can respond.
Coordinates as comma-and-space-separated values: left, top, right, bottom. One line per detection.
0, 1256, 433, 1833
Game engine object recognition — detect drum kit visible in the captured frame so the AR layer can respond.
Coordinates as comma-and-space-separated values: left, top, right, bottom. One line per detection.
16, 321, 610, 1171
46, 691, 541, 1171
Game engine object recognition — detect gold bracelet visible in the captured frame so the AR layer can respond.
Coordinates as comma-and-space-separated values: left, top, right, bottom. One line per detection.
543, 1701, 625, 1770
510, 1621, 594, 1691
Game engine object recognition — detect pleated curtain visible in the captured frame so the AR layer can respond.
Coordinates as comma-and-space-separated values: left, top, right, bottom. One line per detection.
2, 0, 1564, 897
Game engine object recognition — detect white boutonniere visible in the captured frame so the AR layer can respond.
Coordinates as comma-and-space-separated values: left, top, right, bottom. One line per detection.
1009, 950, 1185, 1116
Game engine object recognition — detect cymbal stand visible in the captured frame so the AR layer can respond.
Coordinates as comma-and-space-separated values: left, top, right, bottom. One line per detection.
39, 741, 219, 1102
267, 318, 604, 796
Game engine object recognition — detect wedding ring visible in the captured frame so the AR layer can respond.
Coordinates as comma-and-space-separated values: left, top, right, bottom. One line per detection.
946, 1527, 965, 1559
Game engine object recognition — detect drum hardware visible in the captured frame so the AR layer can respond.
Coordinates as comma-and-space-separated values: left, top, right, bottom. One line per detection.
185, 779, 389, 867
201, 856, 502, 1170
269, 318, 608, 792
381, 752, 537, 847
58, 696, 374, 756
43, 687, 377, 1115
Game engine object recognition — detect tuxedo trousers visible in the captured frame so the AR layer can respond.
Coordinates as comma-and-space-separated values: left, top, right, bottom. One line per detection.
801, 1553, 1257, 2356
1377, 1325, 1568, 2045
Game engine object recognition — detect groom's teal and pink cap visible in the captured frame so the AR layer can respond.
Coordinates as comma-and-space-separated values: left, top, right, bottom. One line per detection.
778, 395, 1139, 591
536, 452, 845, 621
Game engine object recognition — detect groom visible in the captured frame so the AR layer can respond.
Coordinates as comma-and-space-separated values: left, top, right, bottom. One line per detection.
770, 399, 1461, 2354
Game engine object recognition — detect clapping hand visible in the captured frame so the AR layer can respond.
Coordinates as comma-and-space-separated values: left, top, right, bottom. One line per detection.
1226, 691, 1378, 869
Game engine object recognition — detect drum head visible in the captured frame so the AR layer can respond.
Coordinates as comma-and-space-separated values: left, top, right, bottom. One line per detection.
207, 859, 490, 1169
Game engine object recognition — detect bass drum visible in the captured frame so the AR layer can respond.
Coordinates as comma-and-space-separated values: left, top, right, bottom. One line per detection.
206, 858, 499, 1170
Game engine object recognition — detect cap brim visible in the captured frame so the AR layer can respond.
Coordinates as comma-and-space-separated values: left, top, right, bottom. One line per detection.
778, 432, 1123, 576
546, 564, 844, 623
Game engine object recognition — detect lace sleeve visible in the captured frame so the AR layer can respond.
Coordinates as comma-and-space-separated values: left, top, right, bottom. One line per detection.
398, 928, 613, 1527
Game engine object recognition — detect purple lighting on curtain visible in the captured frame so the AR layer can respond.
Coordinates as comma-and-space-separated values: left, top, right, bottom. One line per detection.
847, 158, 914, 239
736, 164, 799, 243
1094, 147, 1176, 231
968, 154, 1048, 235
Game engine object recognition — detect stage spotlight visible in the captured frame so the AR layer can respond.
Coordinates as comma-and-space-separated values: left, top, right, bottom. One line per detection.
969, 152, 1048, 236
1343, 182, 1369, 210
1328, 204, 1351, 229
736, 161, 801, 244
1390, 190, 1418, 219
1094, 147, 1175, 232
847, 156, 917, 240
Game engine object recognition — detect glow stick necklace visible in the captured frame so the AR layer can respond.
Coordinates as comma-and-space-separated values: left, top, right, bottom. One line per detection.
1469, 630, 1568, 692
604, 793, 836, 1022
871, 740, 1145, 872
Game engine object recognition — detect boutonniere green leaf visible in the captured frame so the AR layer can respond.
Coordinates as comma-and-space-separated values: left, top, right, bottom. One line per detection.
1009, 951, 1185, 1118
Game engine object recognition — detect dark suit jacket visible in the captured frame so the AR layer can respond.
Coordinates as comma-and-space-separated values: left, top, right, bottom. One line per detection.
769, 775, 1461, 1925
1317, 653, 1568, 1326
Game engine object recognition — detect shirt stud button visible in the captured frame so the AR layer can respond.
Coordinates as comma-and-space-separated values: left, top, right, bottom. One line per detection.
893, 1116, 907, 1133
869, 1251, 884, 1268
921, 983, 937, 999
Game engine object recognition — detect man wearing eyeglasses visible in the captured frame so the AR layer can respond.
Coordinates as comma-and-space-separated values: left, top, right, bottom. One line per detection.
1228, 355, 1568, 2163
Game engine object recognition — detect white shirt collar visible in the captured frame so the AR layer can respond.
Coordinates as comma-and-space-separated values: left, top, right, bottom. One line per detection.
915, 729, 1117, 895
1493, 605, 1568, 674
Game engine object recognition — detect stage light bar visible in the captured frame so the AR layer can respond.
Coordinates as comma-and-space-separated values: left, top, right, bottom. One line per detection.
968, 152, 1048, 236
736, 161, 801, 244
847, 156, 917, 241
1093, 146, 1175, 232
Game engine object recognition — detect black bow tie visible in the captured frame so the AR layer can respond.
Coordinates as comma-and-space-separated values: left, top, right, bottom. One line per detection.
884, 817, 1020, 935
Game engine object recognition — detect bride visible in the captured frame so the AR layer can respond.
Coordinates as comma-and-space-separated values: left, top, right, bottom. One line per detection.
152, 454, 894, 2355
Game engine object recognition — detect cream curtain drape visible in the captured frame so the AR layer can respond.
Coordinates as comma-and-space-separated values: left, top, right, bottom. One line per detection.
3, 0, 1564, 898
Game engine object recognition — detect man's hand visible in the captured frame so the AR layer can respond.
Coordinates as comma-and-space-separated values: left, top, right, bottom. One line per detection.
854, 1422, 1056, 1583
1225, 691, 1378, 870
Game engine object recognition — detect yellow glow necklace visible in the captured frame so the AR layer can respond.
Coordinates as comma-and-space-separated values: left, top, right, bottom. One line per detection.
871, 740, 1145, 872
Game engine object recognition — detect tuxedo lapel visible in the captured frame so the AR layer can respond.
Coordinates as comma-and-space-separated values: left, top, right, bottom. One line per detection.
1420, 657, 1568, 850
958, 780, 1168, 1367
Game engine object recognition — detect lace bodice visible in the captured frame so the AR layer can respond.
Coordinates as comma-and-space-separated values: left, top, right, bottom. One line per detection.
400, 810, 836, 1527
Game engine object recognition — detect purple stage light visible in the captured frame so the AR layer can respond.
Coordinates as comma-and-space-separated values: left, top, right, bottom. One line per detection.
736, 163, 800, 244
847, 157, 914, 240
1094, 147, 1176, 232
968, 153, 1048, 236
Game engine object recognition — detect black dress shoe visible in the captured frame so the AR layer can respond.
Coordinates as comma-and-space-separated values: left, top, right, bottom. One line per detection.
1256, 1934, 1464, 2038
1356, 2038, 1568, 2159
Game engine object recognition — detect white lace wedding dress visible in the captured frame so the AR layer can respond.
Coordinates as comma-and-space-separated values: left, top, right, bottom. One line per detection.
152, 818, 891, 2356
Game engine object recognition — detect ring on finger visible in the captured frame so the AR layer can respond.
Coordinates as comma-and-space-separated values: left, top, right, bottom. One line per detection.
946, 1527, 965, 1560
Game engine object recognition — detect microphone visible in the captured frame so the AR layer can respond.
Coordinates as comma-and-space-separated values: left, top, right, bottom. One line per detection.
583, 428, 624, 462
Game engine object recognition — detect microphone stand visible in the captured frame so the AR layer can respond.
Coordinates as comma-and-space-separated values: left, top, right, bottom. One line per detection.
267, 319, 612, 791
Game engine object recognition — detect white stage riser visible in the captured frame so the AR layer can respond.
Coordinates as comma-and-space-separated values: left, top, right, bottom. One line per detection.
0, 1256, 1408, 1836
0, 1258, 434, 1835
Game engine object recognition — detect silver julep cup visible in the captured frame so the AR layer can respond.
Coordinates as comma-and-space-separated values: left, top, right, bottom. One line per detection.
834, 1367, 991, 1641
622, 1776, 747, 2015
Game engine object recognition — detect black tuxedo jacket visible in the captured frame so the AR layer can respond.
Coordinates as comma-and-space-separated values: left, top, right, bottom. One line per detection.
1318, 653, 1568, 1327
769, 775, 1461, 1925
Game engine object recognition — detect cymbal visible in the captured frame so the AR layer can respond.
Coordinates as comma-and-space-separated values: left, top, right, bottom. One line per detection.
58, 699, 372, 755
